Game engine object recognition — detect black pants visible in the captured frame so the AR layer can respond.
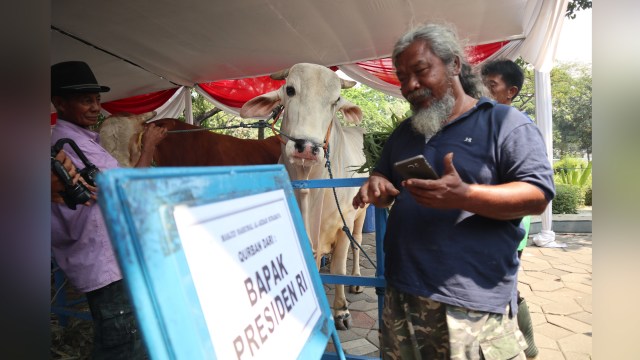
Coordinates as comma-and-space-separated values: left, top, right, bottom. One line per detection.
85, 280, 146, 360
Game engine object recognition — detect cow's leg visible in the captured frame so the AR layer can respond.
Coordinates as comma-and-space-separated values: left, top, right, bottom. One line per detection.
349, 207, 366, 294
330, 231, 352, 330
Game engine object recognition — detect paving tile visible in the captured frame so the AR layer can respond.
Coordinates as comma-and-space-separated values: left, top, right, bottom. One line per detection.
539, 248, 571, 257
530, 311, 546, 326
561, 273, 592, 285
542, 268, 571, 277
338, 328, 363, 342
523, 247, 544, 256
350, 310, 376, 329
366, 330, 380, 347
360, 268, 376, 277
534, 323, 574, 340
574, 296, 592, 312
546, 258, 572, 266
526, 272, 561, 282
564, 351, 592, 360
564, 261, 592, 271
567, 254, 592, 265
542, 301, 583, 316
342, 338, 378, 356
569, 311, 592, 325
546, 314, 591, 334
533, 332, 560, 350
518, 284, 534, 298
350, 327, 369, 338
535, 348, 567, 360
552, 264, 589, 274
532, 252, 566, 260
362, 286, 378, 298
524, 255, 554, 264
564, 282, 592, 295
525, 294, 556, 307
558, 333, 592, 356
518, 273, 543, 285
530, 280, 564, 292
536, 288, 590, 303
521, 261, 553, 271
350, 300, 379, 312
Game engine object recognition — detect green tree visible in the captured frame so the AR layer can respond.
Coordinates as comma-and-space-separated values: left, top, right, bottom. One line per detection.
551, 63, 592, 159
341, 84, 410, 133
566, 0, 592, 19
512, 62, 592, 160
186, 90, 265, 139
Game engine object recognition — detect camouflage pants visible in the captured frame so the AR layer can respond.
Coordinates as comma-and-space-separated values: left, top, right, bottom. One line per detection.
380, 286, 527, 360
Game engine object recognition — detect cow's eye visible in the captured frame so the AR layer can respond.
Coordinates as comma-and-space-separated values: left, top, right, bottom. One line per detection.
286, 86, 296, 97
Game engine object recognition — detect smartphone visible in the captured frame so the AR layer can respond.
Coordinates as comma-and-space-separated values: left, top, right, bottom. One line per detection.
393, 154, 439, 180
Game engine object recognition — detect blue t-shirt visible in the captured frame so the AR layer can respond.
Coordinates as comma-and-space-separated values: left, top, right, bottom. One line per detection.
375, 97, 555, 314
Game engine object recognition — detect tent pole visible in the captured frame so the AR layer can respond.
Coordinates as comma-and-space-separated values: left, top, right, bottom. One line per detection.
532, 70, 556, 246
185, 88, 194, 125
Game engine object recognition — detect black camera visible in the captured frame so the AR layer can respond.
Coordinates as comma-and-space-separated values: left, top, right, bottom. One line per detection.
51, 138, 101, 209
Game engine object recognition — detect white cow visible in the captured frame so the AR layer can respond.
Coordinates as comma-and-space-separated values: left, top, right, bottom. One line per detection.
240, 63, 369, 330
99, 111, 157, 167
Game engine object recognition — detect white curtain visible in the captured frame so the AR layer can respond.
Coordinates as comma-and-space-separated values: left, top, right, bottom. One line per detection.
519, 0, 569, 72
149, 86, 190, 120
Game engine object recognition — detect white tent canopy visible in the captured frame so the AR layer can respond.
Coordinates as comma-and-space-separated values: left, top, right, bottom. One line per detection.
52, 0, 566, 102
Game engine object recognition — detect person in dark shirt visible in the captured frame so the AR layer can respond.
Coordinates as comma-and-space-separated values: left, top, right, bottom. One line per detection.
352, 24, 555, 359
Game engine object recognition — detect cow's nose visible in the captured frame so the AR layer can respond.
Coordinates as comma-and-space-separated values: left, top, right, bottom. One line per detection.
294, 139, 306, 153
311, 146, 320, 155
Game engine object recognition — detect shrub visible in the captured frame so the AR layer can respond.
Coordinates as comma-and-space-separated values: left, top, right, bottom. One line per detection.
584, 185, 592, 206
356, 110, 409, 174
552, 184, 582, 214
553, 157, 592, 188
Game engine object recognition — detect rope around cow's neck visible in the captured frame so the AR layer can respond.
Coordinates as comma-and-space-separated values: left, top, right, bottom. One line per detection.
324, 145, 377, 270
165, 120, 270, 133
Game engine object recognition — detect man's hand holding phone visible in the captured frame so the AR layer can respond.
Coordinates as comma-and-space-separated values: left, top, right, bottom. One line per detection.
393, 154, 439, 180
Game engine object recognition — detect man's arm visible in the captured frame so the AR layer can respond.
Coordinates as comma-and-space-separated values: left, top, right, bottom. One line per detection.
133, 123, 167, 168
403, 153, 550, 220
352, 172, 400, 209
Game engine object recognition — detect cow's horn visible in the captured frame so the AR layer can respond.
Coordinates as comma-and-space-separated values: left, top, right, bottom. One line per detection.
340, 79, 357, 89
270, 68, 290, 80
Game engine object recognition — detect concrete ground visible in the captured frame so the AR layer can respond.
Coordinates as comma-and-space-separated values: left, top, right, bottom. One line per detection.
323, 231, 592, 359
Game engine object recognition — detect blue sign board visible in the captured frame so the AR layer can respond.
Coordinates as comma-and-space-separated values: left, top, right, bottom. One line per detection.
97, 165, 345, 360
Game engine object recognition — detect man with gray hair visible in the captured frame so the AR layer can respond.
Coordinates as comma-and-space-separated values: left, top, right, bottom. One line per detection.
353, 23, 555, 359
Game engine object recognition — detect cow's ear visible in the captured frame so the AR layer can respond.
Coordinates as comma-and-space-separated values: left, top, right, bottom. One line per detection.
338, 99, 363, 125
240, 90, 282, 118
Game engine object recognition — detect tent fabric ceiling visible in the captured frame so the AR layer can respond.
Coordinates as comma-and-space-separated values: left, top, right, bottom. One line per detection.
51, 0, 543, 103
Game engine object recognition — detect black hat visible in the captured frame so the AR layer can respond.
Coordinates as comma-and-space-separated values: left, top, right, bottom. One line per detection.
51, 61, 110, 96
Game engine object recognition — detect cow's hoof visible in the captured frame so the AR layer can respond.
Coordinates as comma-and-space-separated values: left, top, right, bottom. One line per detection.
349, 285, 363, 294
334, 313, 352, 330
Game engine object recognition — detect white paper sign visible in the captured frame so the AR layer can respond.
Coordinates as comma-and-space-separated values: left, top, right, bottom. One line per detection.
173, 190, 320, 360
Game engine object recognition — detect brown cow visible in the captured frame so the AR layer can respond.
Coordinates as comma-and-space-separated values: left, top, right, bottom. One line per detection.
98, 112, 281, 167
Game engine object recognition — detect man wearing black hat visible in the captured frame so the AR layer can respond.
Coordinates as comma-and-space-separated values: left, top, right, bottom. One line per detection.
51, 61, 166, 359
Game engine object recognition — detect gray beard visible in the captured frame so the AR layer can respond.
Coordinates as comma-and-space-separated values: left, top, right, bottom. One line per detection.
410, 90, 455, 137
